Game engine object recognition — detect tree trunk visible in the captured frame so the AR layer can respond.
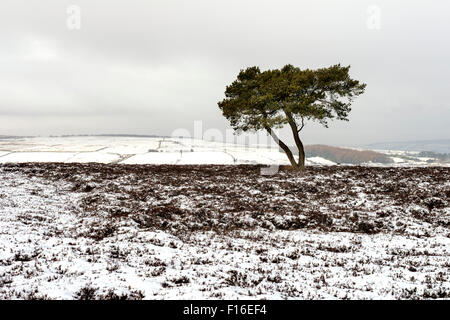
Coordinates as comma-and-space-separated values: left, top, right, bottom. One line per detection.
265, 126, 300, 169
296, 139, 305, 169
285, 112, 306, 171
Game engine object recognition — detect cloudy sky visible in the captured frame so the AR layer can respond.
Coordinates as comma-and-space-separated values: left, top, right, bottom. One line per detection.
0, 0, 449, 146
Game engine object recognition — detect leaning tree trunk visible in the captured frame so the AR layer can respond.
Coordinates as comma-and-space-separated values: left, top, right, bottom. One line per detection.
265, 126, 300, 170
285, 113, 306, 171
293, 132, 305, 170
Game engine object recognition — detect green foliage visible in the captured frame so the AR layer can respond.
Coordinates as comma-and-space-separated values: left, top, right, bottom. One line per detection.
218, 64, 366, 132
218, 64, 366, 169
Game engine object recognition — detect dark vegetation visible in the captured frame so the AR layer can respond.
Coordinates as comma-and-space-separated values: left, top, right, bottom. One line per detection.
75, 285, 144, 300
418, 151, 450, 163
303, 144, 393, 164
1, 163, 449, 300
2, 163, 448, 238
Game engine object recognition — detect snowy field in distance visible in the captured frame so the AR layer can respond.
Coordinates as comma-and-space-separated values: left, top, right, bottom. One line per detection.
0, 135, 448, 166
0, 136, 305, 166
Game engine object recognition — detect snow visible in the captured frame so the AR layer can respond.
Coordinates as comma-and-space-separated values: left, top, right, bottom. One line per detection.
391, 157, 405, 163
0, 163, 449, 300
0, 136, 447, 166
0, 136, 291, 166
65, 152, 122, 164
178, 152, 235, 165
307, 157, 336, 165
0, 152, 78, 163
122, 152, 181, 165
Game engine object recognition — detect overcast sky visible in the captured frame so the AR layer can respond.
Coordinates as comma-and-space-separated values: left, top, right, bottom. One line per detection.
0, 0, 449, 146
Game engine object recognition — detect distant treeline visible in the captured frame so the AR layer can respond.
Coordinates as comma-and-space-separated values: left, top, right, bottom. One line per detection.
0, 135, 33, 140
301, 145, 393, 164
418, 151, 450, 162
50, 134, 169, 138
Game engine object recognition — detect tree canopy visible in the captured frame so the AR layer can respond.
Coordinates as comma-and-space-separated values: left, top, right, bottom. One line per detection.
218, 64, 366, 170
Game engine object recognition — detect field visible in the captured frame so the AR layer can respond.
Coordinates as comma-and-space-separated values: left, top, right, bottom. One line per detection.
0, 163, 449, 299
2, 136, 447, 166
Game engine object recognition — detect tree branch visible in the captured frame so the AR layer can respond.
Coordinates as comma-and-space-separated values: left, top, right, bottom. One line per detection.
297, 116, 305, 132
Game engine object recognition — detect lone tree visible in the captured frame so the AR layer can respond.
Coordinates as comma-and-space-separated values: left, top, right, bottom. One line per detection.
218, 64, 366, 171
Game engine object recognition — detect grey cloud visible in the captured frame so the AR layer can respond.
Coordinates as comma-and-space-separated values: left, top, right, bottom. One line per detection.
0, 0, 449, 145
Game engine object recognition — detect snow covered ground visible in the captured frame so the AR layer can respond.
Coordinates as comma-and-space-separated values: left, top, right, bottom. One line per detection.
2, 135, 442, 167
0, 136, 293, 166
0, 163, 449, 299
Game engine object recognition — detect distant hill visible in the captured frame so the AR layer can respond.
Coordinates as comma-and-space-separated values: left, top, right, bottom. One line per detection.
363, 139, 450, 154
302, 145, 393, 164
0, 135, 33, 140
52, 134, 169, 138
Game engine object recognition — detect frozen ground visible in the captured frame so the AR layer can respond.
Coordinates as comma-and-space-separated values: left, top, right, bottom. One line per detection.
0, 163, 449, 300
0, 136, 292, 166
1, 135, 445, 166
